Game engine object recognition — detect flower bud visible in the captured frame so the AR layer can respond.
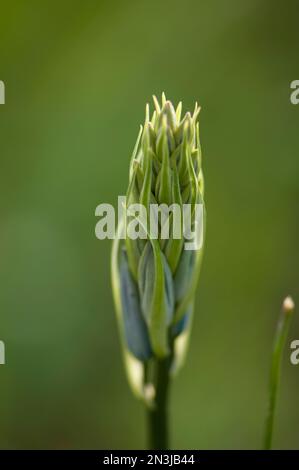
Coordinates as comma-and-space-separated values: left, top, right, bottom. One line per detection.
111, 94, 206, 396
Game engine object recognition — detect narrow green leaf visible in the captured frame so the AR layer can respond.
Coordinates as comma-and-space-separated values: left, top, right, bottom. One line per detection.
157, 117, 172, 205
129, 125, 143, 179
164, 167, 184, 274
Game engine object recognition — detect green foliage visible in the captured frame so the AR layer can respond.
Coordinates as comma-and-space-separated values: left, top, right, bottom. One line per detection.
111, 95, 206, 398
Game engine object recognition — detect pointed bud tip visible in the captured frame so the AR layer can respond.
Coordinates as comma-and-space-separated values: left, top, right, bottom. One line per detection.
145, 103, 150, 122
152, 95, 161, 114
283, 296, 295, 315
193, 103, 201, 119
183, 113, 192, 131
162, 100, 175, 113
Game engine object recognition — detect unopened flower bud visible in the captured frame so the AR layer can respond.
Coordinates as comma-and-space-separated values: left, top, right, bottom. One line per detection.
111, 94, 206, 395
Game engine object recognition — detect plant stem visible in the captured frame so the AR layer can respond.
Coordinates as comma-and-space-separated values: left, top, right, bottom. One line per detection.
263, 297, 295, 450
147, 356, 171, 450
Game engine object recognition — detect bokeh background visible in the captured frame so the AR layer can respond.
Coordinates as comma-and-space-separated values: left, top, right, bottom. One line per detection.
0, 0, 298, 449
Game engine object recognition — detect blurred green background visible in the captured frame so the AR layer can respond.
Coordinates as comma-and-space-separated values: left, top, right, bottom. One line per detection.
0, 0, 298, 449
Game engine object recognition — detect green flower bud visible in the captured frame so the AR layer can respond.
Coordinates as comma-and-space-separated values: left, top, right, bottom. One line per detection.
111, 94, 205, 397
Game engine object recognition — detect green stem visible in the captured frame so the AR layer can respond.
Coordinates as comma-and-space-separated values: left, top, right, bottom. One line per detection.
263, 297, 294, 450
147, 356, 171, 450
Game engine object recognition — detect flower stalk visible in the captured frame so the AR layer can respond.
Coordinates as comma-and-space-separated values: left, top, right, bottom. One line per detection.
263, 296, 295, 450
111, 93, 205, 449
147, 356, 172, 449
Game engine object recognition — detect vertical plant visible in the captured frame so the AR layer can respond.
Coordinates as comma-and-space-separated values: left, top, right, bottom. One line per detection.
111, 94, 205, 449
264, 296, 295, 449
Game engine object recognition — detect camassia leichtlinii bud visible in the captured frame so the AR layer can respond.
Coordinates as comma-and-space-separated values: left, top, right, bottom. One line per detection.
111, 93, 205, 398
